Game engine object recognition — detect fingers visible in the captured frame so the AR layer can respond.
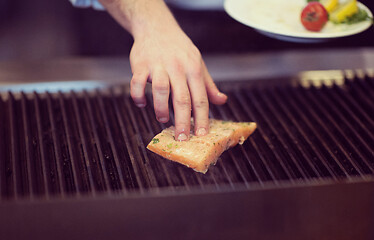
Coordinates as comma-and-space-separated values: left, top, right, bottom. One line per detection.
202, 61, 228, 105
169, 71, 191, 141
130, 69, 149, 108
152, 68, 170, 123
187, 68, 209, 136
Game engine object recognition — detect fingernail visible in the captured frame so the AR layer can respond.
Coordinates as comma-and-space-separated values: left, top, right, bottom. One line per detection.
196, 128, 207, 136
177, 133, 188, 141
217, 92, 227, 98
158, 117, 168, 123
136, 103, 146, 108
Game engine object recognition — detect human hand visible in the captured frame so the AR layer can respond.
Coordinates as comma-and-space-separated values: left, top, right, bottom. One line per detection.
98, 0, 227, 141
129, 23, 227, 141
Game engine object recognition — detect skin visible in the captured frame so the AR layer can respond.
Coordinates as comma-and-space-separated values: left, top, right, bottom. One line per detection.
98, 0, 227, 141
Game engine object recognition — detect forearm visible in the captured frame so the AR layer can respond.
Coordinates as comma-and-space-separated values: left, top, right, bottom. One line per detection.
98, 0, 180, 39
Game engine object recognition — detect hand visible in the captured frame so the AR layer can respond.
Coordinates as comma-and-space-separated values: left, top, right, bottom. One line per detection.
98, 0, 227, 140
130, 24, 227, 141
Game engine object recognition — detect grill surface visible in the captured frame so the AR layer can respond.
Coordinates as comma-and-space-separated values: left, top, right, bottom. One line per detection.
0, 71, 373, 200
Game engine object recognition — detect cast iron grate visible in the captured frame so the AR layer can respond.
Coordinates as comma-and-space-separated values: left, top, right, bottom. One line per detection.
0, 71, 373, 200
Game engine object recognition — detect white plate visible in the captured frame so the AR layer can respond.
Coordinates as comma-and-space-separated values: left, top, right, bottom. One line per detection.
224, 0, 373, 43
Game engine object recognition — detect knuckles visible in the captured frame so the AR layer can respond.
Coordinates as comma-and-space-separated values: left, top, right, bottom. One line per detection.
153, 83, 170, 95
193, 99, 209, 109
175, 96, 191, 108
189, 66, 204, 82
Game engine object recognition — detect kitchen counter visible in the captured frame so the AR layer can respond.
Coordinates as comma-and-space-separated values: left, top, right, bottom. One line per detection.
0, 48, 373, 85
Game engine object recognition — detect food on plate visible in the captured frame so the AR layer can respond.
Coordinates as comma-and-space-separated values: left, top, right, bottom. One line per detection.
301, 2, 329, 31
330, 0, 358, 23
147, 119, 257, 173
302, 0, 372, 31
340, 8, 372, 24
321, 0, 339, 13
308, 0, 338, 12
329, 0, 371, 24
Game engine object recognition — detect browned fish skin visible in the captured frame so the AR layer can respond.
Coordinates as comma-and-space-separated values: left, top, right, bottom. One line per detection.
147, 119, 257, 173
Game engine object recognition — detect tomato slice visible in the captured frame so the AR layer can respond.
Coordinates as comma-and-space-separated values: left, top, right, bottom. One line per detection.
301, 2, 329, 32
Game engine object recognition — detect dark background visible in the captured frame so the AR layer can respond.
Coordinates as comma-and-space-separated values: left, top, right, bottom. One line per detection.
0, 0, 373, 61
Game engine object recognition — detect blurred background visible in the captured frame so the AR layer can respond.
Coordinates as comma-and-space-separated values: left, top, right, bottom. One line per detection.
0, 0, 373, 61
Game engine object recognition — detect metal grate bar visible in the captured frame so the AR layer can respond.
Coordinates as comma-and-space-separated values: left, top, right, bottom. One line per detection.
294, 87, 365, 176
71, 91, 101, 194
83, 91, 116, 192
236, 91, 291, 182
26, 93, 47, 196
337, 79, 374, 136
57, 92, 84, 195
349, 75, 374, 113
110, 89, 145, 192
306, 87, 374, 174
223, 96, 269, 185
0, 96, 10, 199
260, 89, 322, 179
46, 93, 68, 196
243, 90, 298, 182
278, 87, 352, 178
96, 90, 129, 193
85, 91, 124, 192
249, 88, 311, 180
269, 88, 337, 179
210, 103, 260, 187
121, 94, 159, 189
139, 99, 176, 189
8, 93, 19, 199
330, 86, 374, 144
20, 93, 34, 197
34, 92, 55, 197
227, 93, 279, 184
14, 93, 32, 198
37, 92, 64, 195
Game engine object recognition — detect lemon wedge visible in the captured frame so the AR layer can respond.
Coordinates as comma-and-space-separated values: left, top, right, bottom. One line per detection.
330, 0, 359, 23
321, 0, 339, 13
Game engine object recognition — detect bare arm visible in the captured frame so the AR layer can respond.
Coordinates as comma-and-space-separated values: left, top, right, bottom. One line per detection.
99, 0, 227, 141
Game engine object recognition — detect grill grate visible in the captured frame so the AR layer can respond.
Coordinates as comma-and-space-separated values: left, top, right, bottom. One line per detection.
0, 71, 373, 200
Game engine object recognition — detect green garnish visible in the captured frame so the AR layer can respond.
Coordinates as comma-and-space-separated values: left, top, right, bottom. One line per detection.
167, 143, 173, 149
340, 9, 372, 24
152, 138, 160, 144
307, 0, 319, 2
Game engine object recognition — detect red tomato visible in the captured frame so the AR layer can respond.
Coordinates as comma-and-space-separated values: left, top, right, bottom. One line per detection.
301, 2, 328, 32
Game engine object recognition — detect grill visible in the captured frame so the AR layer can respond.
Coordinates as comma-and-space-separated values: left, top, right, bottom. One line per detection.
1, 70, 374, 240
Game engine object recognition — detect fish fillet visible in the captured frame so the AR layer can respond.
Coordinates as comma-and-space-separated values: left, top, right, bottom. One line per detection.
147, 119, 257, 173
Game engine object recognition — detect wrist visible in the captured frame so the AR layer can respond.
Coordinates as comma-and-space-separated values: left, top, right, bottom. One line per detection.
99, 0, 180, 39
130, 2, 180, 40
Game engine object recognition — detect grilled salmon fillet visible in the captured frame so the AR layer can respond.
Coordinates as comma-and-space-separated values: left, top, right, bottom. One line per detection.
147, 119, 257, 173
